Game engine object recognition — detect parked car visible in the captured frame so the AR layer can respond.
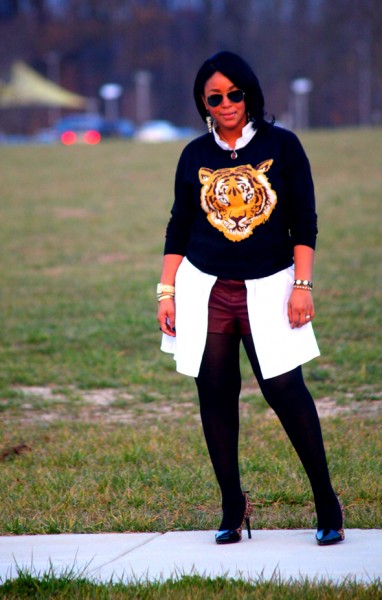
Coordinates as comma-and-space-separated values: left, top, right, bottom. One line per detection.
54, 114, 135, 144
134, 120, 196, 142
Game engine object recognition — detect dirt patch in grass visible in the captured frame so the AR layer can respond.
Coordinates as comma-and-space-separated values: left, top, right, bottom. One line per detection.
7, 386, 198, 424
241, 383, 382, 419
5, 385, 382, 425
301, 396, 381, 418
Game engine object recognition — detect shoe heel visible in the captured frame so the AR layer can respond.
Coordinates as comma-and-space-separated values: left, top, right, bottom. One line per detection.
243, 491, 253, 539
245, 516, 251, 539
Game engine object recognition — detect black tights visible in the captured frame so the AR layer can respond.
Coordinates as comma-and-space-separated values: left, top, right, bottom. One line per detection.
196, 332, 342, 531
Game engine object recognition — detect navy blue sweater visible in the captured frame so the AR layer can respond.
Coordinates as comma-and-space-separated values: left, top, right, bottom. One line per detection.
164, 124, 318, 280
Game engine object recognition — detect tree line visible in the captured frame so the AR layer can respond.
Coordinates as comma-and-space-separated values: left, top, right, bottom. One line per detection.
0, 0, 381, 133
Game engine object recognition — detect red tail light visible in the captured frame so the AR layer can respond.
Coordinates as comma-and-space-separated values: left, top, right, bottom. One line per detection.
61, 131, 77, 145
84, 130, 101, 145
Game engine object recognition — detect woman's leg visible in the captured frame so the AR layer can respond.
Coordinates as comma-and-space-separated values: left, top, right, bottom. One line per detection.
242, 334, 342, 531
195, 332, 245, 530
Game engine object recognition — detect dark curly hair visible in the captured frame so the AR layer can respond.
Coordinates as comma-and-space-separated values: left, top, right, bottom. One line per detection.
193, 51, 271, 130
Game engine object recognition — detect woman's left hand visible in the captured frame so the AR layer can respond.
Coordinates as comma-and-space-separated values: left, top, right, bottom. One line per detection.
288, 288, 315, 328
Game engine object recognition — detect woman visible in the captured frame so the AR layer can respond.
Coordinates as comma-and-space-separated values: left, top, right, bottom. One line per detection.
157, 51, 344, 546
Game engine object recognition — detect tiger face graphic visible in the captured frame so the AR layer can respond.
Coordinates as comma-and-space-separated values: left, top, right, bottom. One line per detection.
199, 160, 277, 241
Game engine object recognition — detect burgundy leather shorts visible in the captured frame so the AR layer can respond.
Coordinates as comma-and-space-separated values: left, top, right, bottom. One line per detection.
207, 279, 252, 335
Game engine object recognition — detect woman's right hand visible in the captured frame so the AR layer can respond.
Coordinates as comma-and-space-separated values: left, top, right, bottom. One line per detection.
157, 298, 176, 336
157, 254, 183, 336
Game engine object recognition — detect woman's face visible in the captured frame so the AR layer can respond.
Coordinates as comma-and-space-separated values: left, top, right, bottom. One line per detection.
203, 71, 247, 134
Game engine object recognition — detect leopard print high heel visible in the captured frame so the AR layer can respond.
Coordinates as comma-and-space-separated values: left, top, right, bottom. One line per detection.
215, 491, 253, 545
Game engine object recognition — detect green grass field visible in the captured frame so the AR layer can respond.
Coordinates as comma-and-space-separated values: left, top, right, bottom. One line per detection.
0, 129, 381, 596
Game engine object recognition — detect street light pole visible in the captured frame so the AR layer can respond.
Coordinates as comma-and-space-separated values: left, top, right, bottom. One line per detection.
134, 70, 152, 125
290, 78, 313, 130
99, 84, 123, 121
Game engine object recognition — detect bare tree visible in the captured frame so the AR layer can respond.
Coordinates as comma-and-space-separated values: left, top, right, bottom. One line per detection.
1, 0, 382, 132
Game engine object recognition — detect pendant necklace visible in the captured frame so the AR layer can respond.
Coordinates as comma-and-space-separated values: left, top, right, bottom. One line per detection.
217, 129, 238, 159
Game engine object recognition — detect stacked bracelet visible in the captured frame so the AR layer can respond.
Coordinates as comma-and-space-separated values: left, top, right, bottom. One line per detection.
293, 279, 313, 291
157, 283, 175, 302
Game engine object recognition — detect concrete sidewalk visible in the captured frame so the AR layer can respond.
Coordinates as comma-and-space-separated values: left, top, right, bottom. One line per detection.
1, 530, 381, 585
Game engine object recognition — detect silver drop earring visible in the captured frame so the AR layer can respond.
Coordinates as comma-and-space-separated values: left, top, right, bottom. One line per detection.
247, 112, 256, 129
206, 115, 213, 134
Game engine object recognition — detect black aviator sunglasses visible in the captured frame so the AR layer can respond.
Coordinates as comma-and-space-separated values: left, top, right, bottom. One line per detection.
206, 89, 245, 108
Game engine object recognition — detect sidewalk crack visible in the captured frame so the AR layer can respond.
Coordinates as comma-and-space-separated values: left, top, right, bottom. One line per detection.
88, 533, 163, 573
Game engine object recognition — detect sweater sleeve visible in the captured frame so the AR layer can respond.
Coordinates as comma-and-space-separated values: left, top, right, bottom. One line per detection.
164, 148, 197, 256
283, 131, 318, 249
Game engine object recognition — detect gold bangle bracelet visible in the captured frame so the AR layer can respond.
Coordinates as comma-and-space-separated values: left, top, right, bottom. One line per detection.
293, 285, 312, 291
157, 294, 175, 302
157, 283, 175, 295
294, 279, 313, 289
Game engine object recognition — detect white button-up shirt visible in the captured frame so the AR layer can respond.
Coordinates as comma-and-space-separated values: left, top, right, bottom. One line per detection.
161, 258, 320, 379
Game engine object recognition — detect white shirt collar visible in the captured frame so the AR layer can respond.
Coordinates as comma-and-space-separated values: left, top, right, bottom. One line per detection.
212, 121, 257, 152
